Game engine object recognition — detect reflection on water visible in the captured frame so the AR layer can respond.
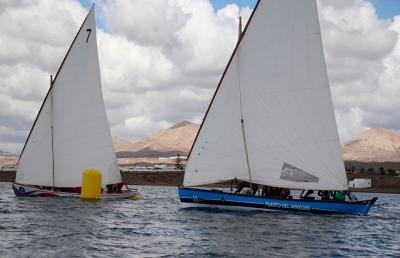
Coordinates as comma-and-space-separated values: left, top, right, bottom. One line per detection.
0, 183, 399, 257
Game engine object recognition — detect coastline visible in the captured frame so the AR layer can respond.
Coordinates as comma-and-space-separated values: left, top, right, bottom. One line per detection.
1, 170, 399, 193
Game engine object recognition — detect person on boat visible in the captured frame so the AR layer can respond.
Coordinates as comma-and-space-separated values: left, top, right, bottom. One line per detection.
261, 185, 271, 197
334, 191, 346, 202
301, 190, 316, 200
280, 188, 290, 199
251, 183, 258, 195
318, 190, 331, 200
272, 187, 283, 198
106, 184, 114, 193
234, 180, 250, 194
106, 182, 124, 193
346, 191, 358, 201
114, 182, 123, 193
240, 188, 252, 195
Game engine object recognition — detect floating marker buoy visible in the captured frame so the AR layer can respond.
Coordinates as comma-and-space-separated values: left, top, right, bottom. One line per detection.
80, 169, 102, 200
131, 194, 140, 200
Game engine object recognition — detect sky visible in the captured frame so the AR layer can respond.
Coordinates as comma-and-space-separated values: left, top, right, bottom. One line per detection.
0, 0, 400, 153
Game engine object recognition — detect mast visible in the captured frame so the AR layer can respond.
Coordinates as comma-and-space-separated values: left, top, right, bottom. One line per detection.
187, 0, 261, 160
238, 16, 243, 41
236, 17, 252, 183
50, 74, 55, 187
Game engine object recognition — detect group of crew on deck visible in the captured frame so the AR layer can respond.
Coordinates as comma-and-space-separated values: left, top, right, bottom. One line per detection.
232, 180, 356, 201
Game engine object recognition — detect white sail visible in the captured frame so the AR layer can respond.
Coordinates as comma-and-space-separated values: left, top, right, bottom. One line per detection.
16, 6, 121, 187
183, 56, 249, 187
16, 92, 54, 186
184, 0, 348, 190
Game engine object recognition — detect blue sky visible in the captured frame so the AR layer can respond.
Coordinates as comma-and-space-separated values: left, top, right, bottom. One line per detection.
210, 0, 257, 10
370, 0, 400, 19
209, 0, 400, 20
80, 0, 399, 20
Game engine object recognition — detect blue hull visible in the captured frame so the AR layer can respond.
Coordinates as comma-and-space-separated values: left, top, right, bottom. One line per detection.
178, 188, 377, 215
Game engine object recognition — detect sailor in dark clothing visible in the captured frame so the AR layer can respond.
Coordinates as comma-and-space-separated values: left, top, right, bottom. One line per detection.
234, 180, 250, 194
281, 188, 290, 198
106, 184, 113, 193
251, 183, 258, 195
234, 181, 250, 194
318, 190, 331, 200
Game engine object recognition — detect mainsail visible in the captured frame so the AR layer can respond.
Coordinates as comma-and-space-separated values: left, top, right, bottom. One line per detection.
184, 0, 348, 190
16, 5, 121, 187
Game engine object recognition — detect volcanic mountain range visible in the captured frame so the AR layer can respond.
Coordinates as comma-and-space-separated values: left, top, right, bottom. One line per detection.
341, 128, 400, 162
112, 120, 200, 158
2, 121, 400, 164
113, 122, 400, 162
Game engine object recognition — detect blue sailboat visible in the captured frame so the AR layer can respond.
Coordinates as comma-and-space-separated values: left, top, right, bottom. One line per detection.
178, 0, 377, 215
178, 188, 377, 215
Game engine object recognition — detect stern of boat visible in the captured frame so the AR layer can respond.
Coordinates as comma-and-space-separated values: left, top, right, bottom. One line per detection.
12, 183, 60, 197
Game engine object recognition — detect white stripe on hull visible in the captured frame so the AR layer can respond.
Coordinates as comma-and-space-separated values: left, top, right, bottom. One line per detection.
179, 202, 281, 212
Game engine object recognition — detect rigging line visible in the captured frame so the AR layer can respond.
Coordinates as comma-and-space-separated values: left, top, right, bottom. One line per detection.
236, 41, 252, 183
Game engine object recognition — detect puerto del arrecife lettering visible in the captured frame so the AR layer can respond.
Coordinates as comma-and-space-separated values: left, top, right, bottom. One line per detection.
264, 202, 310, 211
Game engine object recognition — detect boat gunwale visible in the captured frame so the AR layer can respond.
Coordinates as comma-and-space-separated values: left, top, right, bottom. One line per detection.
179, 187, 377, 205
12, 182, 138, 198
179, 198, 368, 215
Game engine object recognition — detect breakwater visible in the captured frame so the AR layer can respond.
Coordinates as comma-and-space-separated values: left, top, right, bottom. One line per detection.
0, 170, 184, 186
347, 174, 400, 193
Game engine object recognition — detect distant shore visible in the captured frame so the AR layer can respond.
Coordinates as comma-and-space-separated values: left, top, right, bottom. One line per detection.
1, 170, 399, 193
0, 170, 184, 187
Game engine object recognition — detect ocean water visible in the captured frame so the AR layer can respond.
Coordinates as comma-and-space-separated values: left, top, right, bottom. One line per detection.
0, 182, 399, 257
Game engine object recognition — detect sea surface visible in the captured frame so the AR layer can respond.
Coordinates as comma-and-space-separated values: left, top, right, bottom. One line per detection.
0, 182, 399, 257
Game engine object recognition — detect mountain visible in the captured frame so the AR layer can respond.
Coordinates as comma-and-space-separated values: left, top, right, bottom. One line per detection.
0, 149, 17, 157
112, 136, 136, 152
2, 126, 400, 166
114, 120, 200, 158
342, 128, 400, 162
0, 149, 18, 166
114, 125, 400, 162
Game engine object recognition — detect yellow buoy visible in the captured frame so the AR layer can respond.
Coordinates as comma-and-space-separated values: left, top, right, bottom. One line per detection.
131, 194, 140, 200
80, 169, 102, 200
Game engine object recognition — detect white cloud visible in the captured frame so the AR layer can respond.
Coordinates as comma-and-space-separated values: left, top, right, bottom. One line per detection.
96, 0, 249, 142
0, 0, 87, 153
317, 0, 399, 141
0, 0, 399, 153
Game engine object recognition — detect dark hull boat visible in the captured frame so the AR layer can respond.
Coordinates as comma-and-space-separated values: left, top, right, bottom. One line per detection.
13, 5, 139, 200
179, 188, 377, 216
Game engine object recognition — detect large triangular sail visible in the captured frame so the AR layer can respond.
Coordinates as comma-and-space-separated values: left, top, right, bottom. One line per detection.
16, 6, 121, 187
184, 0, 348, 190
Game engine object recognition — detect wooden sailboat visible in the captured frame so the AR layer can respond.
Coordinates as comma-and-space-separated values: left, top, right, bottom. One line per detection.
12, 5, 138, 199
178, 0, 377, 215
